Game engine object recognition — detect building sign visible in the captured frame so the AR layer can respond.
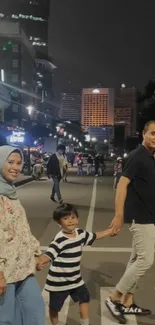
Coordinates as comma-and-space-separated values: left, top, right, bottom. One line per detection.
10, 131, 25, 143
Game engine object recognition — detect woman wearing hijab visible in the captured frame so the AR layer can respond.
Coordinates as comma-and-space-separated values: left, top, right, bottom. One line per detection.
0, 146, 45, 325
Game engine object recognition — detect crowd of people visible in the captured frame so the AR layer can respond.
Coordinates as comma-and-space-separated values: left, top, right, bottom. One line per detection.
0, 120, 155, 324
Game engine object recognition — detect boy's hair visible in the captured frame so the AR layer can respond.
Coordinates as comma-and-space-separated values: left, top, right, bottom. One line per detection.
53, 203, 79, 222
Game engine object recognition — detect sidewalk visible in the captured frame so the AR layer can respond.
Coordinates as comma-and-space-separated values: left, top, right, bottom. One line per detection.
14, 174, 33, 187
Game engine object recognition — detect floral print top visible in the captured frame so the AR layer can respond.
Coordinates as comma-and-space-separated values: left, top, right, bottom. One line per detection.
0, 195, 41, 284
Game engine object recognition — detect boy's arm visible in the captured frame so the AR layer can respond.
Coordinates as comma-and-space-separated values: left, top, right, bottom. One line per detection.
95, 228, 112, 240
37, 241, 60, 267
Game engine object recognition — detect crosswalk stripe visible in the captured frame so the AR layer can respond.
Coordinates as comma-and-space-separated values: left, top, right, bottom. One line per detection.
100, 287, 138, 325
42, 289, 70, 325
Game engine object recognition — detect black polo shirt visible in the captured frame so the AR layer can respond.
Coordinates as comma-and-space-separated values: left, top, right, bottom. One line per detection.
123, 145, 155, 224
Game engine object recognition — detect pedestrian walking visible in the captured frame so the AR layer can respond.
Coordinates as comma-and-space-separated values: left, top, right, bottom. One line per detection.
113, 157, 123, 190
36, 203, 113, 325
62, 153, 68, 182
47, 144, 66, 203
0, 146, 45, 325
87, 154, 93, 175
77, 153, 83, 176
94, 154, 100, 176
105, 120, 155, 324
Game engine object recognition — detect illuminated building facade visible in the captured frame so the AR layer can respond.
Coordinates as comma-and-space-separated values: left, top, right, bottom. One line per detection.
60, 93, 81, 122
0, 20, 35, 127
81, 88, 114, 131
0, 0, 50, 53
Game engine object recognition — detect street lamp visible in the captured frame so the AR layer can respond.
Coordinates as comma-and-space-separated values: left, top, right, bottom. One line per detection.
64, 131, 67, 137
92, 137, 97, 142
73, 137, 76, 141
68, 134, 72, 139
104, 139, 108, 143
26, 105, 34, 115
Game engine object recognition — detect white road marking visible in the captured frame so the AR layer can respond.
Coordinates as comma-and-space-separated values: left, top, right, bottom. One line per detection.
100, 287, 138, 325
40, 246, 132, 253
42, 289, 70, 325
86, 178, 97, 232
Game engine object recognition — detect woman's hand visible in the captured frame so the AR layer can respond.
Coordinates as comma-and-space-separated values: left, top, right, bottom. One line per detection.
0, 276, 7, 296
35, 257, 44, 271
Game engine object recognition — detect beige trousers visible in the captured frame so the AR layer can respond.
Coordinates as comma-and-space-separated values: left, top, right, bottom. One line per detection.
116, 222, 155, 295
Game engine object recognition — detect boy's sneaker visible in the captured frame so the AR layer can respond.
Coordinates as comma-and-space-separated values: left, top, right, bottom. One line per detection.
121, 303, 151, 315
105, 297, 126, 324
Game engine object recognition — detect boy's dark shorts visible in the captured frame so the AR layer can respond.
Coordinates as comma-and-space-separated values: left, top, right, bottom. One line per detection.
48, 284, 90, 312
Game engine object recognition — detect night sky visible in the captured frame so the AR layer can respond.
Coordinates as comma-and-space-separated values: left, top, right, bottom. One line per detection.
49, 0, 155, 96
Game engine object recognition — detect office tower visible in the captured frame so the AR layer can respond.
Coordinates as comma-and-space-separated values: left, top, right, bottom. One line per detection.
81, 88, 114, 131
115, 87, 137, 136
60, 93, 81, 122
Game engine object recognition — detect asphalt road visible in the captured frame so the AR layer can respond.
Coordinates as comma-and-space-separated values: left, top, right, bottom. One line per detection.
17, 173, 155, 325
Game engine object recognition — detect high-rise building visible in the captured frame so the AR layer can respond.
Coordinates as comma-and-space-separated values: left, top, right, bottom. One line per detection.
0, 20, 36, 127
114, 107, 132, 137
0, 0, 50, 54
60, 93, 81, 122
81, 88, 114, 131
115, 87, 137, 136
0, 0, 56, 124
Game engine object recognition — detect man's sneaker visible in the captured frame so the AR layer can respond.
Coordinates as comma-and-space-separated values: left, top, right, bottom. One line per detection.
50, 196, 57, 202
121, 303, 151, 315
105, 297, 126, 324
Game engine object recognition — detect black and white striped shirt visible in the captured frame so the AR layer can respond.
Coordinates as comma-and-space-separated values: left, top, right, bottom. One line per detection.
44, 228, 96, 292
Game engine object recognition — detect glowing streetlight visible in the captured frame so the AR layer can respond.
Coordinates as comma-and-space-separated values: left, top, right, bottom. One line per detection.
68, 134, 72, 139
73, 137, 76, 141
1, 69, 5, 82
104, 139, 108, 143
92, 137, 97, 142
92, 89, 100, 94
26, 105, 34, 115
64, 131, 67, 137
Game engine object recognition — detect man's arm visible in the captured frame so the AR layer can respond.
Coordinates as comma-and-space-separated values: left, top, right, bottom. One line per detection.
110, 153, 140, 236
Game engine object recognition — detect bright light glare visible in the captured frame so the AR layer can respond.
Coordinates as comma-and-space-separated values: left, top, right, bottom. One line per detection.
68, 134, 72, 139
26, 105, 34, 115
124, 153, 127, 158
1, 69, 4, 82
104, 139, 108, 143
64, 131, 67, 137
92, 137, 97, 142
121, 83, 126, 88
92, 89, 100, 94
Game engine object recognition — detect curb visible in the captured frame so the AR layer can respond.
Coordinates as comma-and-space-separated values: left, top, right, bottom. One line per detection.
15, 177, 33, 187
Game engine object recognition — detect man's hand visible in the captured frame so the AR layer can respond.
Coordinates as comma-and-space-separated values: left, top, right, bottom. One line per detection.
0, 276, 7, 296
109, 216, 124, 236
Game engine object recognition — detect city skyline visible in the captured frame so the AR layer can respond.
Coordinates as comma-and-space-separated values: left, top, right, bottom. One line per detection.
49, 0, 155, 97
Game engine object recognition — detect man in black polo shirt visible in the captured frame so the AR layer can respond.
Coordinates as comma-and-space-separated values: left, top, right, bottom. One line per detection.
105, 120, 155, 324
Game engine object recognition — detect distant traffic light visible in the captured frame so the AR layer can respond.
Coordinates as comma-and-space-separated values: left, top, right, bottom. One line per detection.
2, 46, 7, 51
7, 41, 12, 45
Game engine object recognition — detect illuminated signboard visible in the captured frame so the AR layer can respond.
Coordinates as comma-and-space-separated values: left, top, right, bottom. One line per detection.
10, 131, 25, 143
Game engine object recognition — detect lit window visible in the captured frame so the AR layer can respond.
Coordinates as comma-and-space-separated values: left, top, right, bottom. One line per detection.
11, 13, 45, 22
12, 59, 19, 68
12, 74, 18, 83
12, 44, 19, 53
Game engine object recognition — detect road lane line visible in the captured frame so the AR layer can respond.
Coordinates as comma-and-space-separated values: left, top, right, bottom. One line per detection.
100, 287, 138, 325
40, 246, 132, 252
86, 178, 97, 232
42, 289, 70, 325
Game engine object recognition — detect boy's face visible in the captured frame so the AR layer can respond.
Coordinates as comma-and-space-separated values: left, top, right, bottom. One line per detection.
59, 213, 79, 233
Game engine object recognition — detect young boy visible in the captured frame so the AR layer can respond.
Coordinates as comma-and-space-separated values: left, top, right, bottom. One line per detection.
37, 203, 113, 325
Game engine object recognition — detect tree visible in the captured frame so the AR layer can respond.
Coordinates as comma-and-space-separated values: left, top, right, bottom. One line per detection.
137, 80, 155, 138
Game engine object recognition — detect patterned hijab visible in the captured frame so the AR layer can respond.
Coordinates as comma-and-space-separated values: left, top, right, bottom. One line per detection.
0, 146, 23, 199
